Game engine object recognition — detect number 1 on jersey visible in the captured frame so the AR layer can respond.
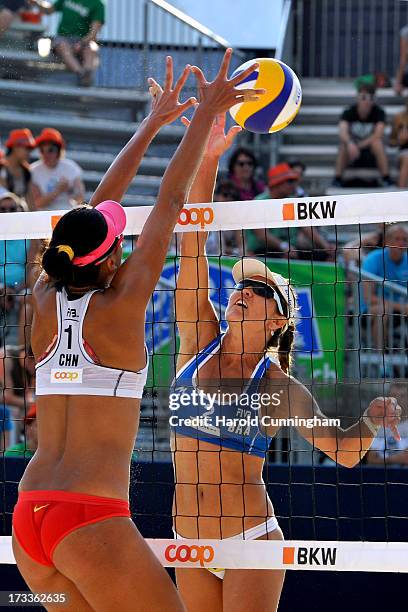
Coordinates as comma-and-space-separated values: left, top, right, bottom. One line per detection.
64, 325, 73, 350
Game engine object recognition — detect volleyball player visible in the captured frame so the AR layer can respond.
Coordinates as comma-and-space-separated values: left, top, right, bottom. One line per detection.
11, 50, 262, 611
171, 112, 402, 612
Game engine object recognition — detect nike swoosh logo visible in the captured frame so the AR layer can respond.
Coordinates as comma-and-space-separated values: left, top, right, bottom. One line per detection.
33, 504, 49, 513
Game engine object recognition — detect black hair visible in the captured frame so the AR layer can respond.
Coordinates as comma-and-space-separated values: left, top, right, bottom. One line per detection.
214, 179, 240, 200
42, 206, 109, 290
358, 83, 376, 96
289, 159, 306, 172
228, 147, 258, 176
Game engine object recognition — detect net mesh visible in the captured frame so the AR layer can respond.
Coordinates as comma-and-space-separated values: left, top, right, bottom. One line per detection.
1, 199, 408, 569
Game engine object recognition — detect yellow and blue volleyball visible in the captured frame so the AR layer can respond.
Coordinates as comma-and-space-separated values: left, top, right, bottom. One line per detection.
229, 57, 302, 134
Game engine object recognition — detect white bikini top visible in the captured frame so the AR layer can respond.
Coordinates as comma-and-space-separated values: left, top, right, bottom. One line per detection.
35, 288, 149, 399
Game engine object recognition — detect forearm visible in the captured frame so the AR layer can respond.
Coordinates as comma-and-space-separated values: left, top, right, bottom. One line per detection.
89, 115, 161, 207
358, 135, 381, 149
158, 106, 214, 206
179, 155, 218, 258
314, 422, 375, 467
83, 21, 102, 43
34, 189, 60, 209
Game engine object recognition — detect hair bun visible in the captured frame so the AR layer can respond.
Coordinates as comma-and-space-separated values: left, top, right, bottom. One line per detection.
42, 246, 74, 285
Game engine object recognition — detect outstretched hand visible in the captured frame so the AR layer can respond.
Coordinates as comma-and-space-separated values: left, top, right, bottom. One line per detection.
148, 56, 197, 127
190, 48, 265, 115
181, 112, 241, 159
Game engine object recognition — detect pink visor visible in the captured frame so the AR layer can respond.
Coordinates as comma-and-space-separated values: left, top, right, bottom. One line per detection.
73, 200, 127, 267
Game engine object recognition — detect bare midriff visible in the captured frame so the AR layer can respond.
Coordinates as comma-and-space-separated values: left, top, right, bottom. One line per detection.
171, 434, 275, 538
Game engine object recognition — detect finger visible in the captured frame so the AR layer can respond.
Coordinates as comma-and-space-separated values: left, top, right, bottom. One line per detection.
390, 423, 401, 442
179, 97, 198, 114
235, 94, 261, 104
181, 116, 191, 127
164, 55, 174, 90
230, 61, 259, 85
174, 64, 191, 95
225, 125, 242, 147
147, 77, 162, 91
217, 47, 233, 80
215, 113, 226, 128
190, 66, 207, 86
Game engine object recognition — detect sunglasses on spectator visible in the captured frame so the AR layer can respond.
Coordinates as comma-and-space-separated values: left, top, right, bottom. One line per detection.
236, 160, 255, 167
234, 279, 286, 316
0, 205, 18, 213
40, 144, 59, 154
358, 94, 373, 101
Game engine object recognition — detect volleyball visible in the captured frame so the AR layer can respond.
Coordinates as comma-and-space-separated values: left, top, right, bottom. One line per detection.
229, 57, 302, 134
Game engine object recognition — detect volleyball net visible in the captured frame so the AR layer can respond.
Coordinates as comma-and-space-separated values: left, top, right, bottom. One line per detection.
1, 191, 408, 571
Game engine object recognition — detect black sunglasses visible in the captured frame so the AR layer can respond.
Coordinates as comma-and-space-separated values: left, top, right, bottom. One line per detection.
236, 160, 254, 167
234, 279, 286, 315
0, 205, 17, 213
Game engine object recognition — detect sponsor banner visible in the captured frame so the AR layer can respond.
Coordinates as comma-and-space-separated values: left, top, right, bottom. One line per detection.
50, 369, 83, 384
2, 536, 408, 571
144, 258, 346, 385
2, 192, 408, 240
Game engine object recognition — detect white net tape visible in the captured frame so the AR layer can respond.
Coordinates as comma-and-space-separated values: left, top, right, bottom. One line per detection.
2, 537, 408, 571
2, 191, 408, 240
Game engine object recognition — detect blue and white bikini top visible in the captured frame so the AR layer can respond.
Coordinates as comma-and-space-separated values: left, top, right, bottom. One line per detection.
36, 288, 149, 399
171, 333, 280, 459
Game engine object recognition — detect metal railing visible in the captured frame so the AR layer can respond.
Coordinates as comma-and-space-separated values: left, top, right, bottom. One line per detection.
294, 0, 408, 78
347, 262, 407, 380
43, 0, 244, 89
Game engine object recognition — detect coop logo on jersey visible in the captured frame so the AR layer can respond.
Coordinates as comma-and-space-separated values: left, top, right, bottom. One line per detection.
178, 206, 214, 229
283, 546, 337, 566
282, 200, 337, 221
51, 369, 83, 383
165, 544, 215, 567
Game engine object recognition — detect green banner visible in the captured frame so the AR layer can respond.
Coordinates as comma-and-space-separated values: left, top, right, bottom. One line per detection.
145, 257, 346, 387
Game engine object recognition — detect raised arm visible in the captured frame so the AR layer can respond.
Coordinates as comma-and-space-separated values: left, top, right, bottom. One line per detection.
175, 113, 241, 367
89, 57, 196, 206
112, 50, 262, 306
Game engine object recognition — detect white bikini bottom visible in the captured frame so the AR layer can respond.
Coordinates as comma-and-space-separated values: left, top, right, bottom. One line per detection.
173, 516, 280, 580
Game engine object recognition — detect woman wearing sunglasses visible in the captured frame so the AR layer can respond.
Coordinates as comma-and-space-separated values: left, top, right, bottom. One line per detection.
31, 128, 85, 212
12, 51, 262, 611
172, 115, 402, 612
227, 146, 264, 201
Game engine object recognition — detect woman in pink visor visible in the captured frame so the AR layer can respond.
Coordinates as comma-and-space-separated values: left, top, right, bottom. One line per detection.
11, 51, 263, 611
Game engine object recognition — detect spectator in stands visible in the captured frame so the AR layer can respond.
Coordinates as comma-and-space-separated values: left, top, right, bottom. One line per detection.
343, 223, 385, 266
390, 99, 408, 188
0, 129, 35, 209
289, 159, 307, 197
394, 26, 408, 95
31, 0, 105, 86
3, 345, 36, 443
5, 403, 37, 457
206, 180, 243, 256
246, 163, 334, 260
0, 345, 13, 451
333, 84, 392, 187
362, 223, 408, 317
30, 128, 85, 210
0, 0, 26, 36
228, 146, 265, 200
367, 382, 408, 466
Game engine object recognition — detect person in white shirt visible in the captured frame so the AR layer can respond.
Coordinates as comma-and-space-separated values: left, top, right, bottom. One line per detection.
30, 128, 85, 211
